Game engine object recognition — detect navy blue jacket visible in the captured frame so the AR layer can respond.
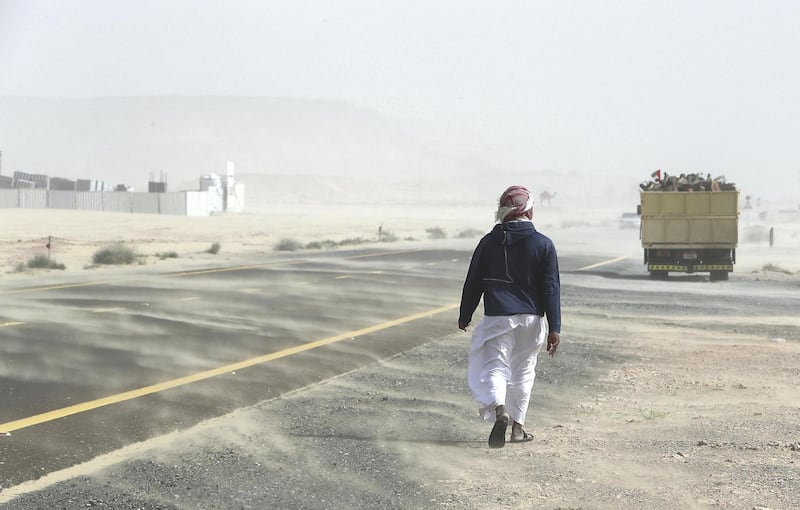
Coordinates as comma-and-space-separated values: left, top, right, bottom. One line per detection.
459, 221, 561, 333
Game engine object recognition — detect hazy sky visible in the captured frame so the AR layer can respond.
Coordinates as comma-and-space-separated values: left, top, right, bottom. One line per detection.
1, 0, 798, 199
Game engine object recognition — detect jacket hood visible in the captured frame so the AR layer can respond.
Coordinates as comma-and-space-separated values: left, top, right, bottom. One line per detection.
491, 221, 536, 245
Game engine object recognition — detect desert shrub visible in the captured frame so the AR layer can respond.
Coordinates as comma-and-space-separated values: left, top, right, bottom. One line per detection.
761, 263, 793, 274
640, 408, 669, 420
456, 228, 483, 239
337, 237, 367, 246
26, 255, 52, 268
92, 243, 137, 265
379, 230, 398, 242
305, 240, 323, 250
275, 238, 303, 251
157, 251, 179, 260
426, 227, 447, 239
27, 254, 66, 270
207, 241, 221, 254
304, 240, 341, 250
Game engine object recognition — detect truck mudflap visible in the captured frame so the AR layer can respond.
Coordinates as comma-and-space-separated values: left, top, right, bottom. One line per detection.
647, 264, 733, 272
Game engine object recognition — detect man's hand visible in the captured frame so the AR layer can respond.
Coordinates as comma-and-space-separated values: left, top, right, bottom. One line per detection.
458, 320, 469, 332
546, 332, 560, 357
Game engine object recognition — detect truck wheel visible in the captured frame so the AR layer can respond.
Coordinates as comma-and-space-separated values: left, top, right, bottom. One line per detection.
649, 270, 668, 280
709, 271, 729, 281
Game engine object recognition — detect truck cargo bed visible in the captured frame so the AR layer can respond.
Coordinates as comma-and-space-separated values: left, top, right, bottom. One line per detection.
640, 191, 739, 247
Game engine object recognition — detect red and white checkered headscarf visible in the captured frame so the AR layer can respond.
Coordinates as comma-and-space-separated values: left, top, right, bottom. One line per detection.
496, 185, 534, 222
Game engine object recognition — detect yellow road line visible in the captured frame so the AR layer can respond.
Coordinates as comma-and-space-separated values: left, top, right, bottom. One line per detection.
0, 303, 459, 433
335, 275, 352, 280
345, 248, 420, 260
0, 261, 308, 295
577, 255, 629, 271
2, 281, 111, 294
165, 259, 310, 277
1, 249, 422, 295
92, 307, 127, 313
0, 321, 25, 328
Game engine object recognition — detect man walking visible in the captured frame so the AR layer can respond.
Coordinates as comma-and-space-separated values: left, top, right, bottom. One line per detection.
458, 185, 561, 448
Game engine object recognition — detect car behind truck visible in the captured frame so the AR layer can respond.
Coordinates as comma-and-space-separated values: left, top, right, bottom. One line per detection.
640, 188, 739, 281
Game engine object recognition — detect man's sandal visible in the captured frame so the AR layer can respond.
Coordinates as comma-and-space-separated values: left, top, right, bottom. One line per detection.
509, 429, 534, 443
488, 412, 509, 448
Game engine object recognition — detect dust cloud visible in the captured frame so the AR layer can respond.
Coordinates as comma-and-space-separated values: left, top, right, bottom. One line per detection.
1, 182, 799, 508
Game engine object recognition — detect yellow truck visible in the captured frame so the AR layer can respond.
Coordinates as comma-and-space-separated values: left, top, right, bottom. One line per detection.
639, 190, 739, 281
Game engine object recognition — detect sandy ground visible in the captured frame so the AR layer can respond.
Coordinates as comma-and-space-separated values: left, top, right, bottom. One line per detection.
1, 198, 799, 509
2, 199, 799, 279
1, 203, 493, 278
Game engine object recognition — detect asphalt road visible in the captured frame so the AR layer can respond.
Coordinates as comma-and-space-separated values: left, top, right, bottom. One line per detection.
1, 246, 493, 487
2, 238, 797, 509
0, 242, 642, 488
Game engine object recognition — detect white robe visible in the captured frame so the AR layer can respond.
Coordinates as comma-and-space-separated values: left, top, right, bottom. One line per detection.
467, 314, 547, 425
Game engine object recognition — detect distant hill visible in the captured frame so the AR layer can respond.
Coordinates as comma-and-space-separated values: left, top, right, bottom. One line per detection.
0, 96, 488, 193
0, 96, 644, 208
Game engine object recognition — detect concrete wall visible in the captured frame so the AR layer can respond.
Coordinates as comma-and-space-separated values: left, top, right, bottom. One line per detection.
156, 192, 187, 215
0, 189, 19, 207
186, 190, 213, 216
48, 190, 77, 209
131, 193, 160, 214
19, 189, 47, 208
0, 190, 218, 216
